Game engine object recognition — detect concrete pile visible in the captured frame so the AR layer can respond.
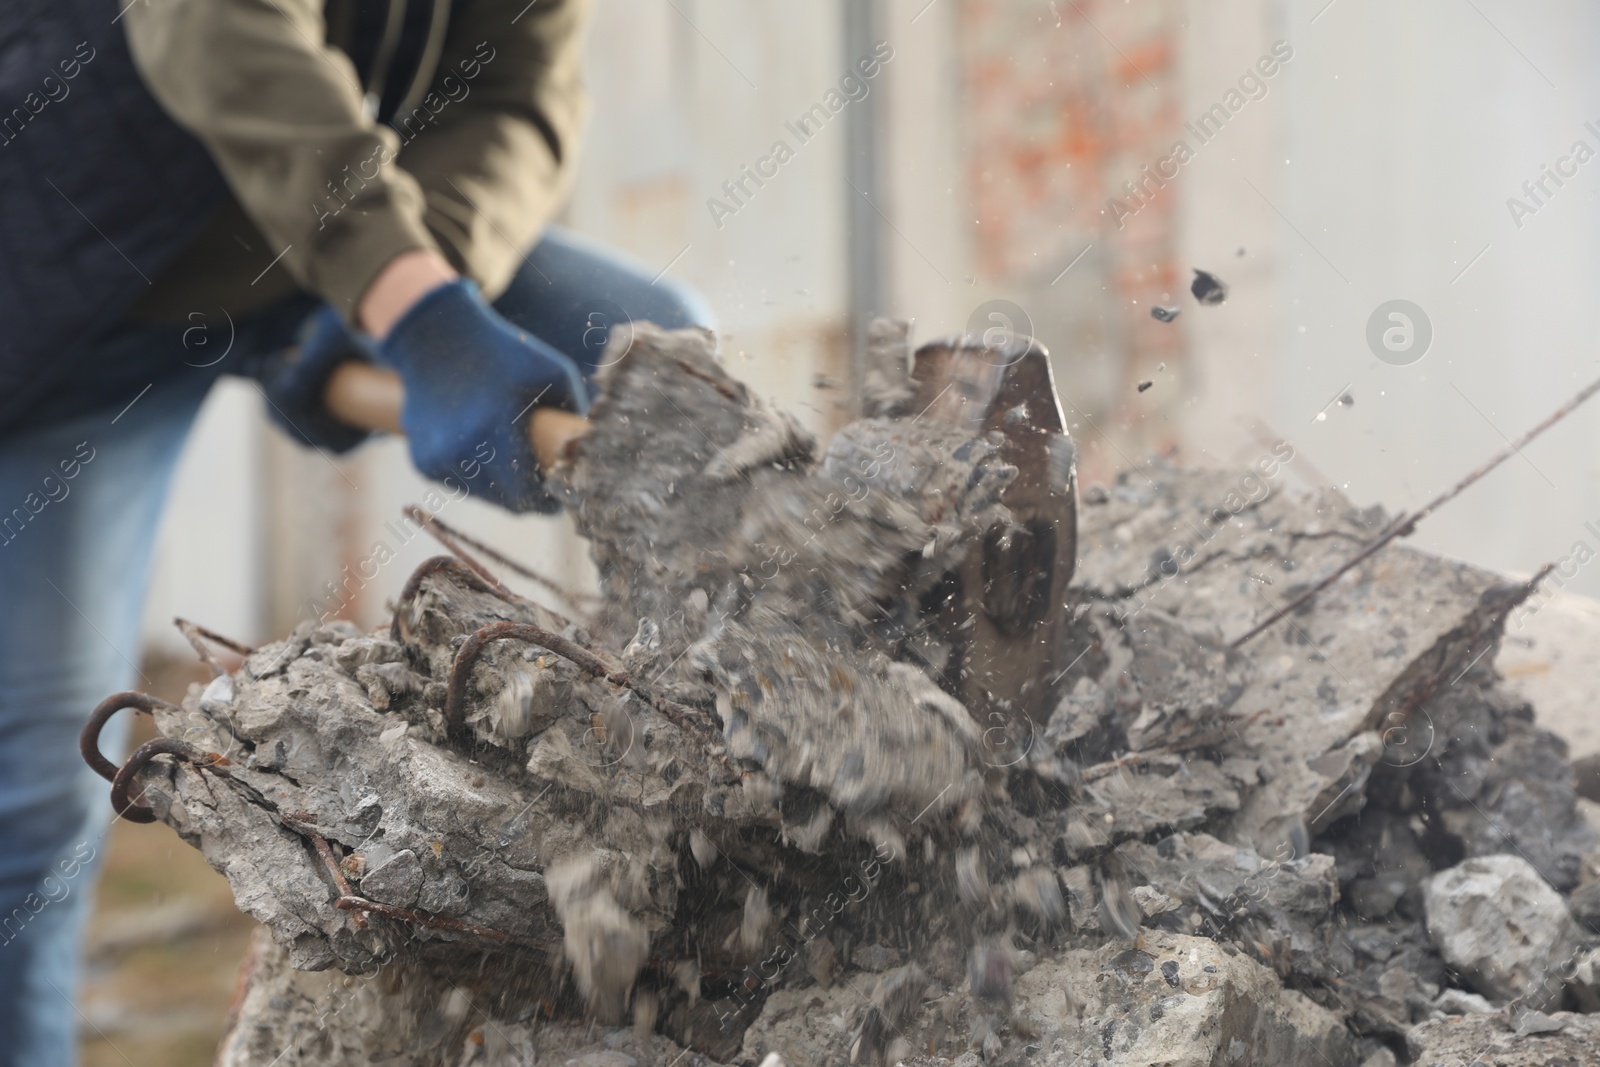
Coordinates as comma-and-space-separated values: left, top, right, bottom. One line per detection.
100, 325, 1600, 1066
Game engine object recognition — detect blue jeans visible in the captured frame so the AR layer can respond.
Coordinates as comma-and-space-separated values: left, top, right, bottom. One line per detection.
0, 228, 709, 1066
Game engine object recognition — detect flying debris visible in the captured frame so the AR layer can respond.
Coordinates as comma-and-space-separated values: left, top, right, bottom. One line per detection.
1191, 268, 1229, 305
1150, 305, 1181, 322
1137, 380, 1153, 393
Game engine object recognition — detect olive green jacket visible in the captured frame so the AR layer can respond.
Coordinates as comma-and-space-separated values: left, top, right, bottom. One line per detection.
123, 0, 590, 324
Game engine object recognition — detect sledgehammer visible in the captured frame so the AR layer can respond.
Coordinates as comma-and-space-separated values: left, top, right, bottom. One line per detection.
321, 362, 591, 470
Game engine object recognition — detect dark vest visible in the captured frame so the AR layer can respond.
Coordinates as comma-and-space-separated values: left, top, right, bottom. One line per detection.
0, 0, 447, 432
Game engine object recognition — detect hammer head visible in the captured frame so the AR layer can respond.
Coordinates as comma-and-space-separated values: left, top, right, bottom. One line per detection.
909, 332, 1078, 769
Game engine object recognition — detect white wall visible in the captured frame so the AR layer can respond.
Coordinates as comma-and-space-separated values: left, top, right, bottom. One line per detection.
1176, 0, 1289, 467
140, 380, 264, 657
1266, 0, 1600, 593
1175, 0, 1600, 597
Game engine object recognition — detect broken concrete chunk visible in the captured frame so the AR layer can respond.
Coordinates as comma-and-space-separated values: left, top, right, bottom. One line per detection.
547, 856, 651, 1023
1008, 931, 1357, 1067
861, 317, 916, 417
1432, 988, 1495, 1015
1073, 463, 1535, 859
1571, 876, 1600, 926
1408, 685, 1600, 892
1120, 609, 1248, 751
1422, 854, 1581, 1008
358, 848, 423, 908
1407, 1010, 1600, 1066
1119, 832, 1340, 982
332, 636, 406, 673
741, 932, 1355, 1067
354, 661, 424, 713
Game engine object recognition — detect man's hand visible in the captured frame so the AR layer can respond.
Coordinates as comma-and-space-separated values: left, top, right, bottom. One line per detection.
267, 249, 588, 511
263, 305, 377, 454
374, 277, 589, 513
359, 249, 459, 339
262, 249, 453, 451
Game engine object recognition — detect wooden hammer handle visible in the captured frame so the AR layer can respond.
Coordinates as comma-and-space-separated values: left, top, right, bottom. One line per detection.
323, 362, 590, 471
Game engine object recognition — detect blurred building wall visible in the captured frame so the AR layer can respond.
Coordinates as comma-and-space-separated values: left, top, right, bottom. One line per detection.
884, 0, 1191, 485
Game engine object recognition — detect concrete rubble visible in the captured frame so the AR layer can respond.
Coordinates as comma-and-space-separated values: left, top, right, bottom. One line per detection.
1422, 855, 1581, 1009
741, 931, 1356, 1067
102, 323, 1600, 1065
1407, 1010, 1600, 1066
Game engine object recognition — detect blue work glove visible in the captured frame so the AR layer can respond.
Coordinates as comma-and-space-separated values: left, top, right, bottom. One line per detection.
264, 305, 375, 454
376, 279, 589, 513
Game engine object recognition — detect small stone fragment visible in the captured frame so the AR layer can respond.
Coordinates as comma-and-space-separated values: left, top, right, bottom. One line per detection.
1097, 863, 1141, 941
861, 317, 915, 417
806, 938, 840, 989
494, 669, 539, 739
851, 964, 927, 1064
689, 828, 717, 869
967, 940, 1015, 1005
631, 991, 657, 1039
1408, 1011, 1600, 1066
956, 847, 988, 908
1191, 268, 1229, 305
672, 959, 700, 1005
546, 857, 650, 1022
359, 849, 423, 908
741, 885, 772, 955
1433, 988, 1494, 1015
1131, 885, 1181, 918
1506, 1003, 1566, 1036
1011, 869, 1065, 925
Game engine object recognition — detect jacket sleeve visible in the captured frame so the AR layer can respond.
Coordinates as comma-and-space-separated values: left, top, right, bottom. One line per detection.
394, 0, 591, 298
124, 0, 590, 320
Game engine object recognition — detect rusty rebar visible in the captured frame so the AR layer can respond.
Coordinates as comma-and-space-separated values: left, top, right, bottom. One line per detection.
390, 556, 504, 643
332, 895, 553, 953
446, 620, 630, 732
1231, 373, 1600, 647
309, 831, 367, 928
403, 506, 519, 601
109, 737, 230, 824
446, 619, 714, 741
174, 617, 255, 677
80, 691, 178, 782
1079, 709, 1273, 783
406, 506, 594, 611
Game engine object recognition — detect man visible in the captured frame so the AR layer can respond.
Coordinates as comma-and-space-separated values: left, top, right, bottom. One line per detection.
0, 1, 709, 1062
